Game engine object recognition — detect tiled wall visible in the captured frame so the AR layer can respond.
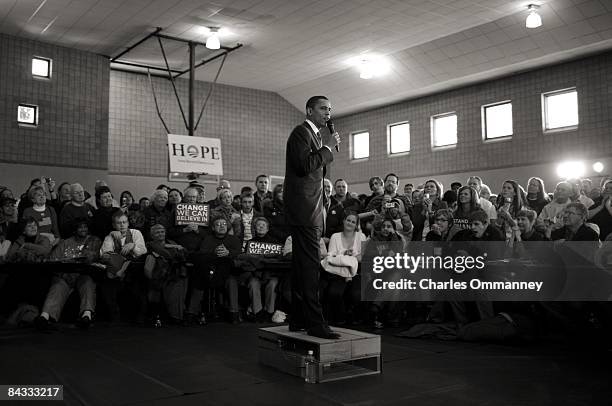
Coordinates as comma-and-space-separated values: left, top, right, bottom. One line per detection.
0, 33, 109, 170
332, 50, 612, 189
108, 71, 303, 182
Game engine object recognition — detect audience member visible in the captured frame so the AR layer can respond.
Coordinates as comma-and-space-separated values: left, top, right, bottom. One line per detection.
35, 219, 100, 331
253, 174, 272, 213
58, 183, 95, 239
22, 186, 60, 245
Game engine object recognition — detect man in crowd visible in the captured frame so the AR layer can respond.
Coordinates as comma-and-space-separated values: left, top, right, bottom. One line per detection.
365, 173, 412, 218
323, 178, 344, 241
254, 174, 272, 213
99, 212, 147, 322
332, 179, 361, 213
59, 183, 95, 239
236, 192, 262, 247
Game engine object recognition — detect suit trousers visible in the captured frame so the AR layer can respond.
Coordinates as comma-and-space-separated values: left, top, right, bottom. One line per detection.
290, 225, 326, 329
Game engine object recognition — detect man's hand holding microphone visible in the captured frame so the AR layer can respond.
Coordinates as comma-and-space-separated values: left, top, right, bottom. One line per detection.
322, 119, 341, 152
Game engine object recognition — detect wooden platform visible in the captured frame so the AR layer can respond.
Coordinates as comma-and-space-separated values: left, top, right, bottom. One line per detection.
257, 326, 381, 383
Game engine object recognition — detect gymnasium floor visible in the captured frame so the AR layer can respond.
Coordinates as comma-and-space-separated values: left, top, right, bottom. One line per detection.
1, 322, 610, 406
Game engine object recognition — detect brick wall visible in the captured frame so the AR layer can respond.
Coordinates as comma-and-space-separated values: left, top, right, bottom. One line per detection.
108, 71, 303, 183
332, 50, 612, 192
0, 33, 109, 170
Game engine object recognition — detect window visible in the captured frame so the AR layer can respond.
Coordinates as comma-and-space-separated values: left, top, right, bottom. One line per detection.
542, 88, 578, 132
32, 57, 51, 78
388, 122, 410, 155
431, 113, 457, 148
482, 101, 512, 140
351, 131, 369, 160
17, 104, 38, 126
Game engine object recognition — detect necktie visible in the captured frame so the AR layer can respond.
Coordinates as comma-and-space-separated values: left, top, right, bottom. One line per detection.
315, 131, 322, 148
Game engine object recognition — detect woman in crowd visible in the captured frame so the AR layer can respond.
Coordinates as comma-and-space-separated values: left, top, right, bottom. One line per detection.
168, 189, 183, 207
525, 177, 550, 215
35, 218, 101, 331
452, 186, 481, 232
495, 180, 526, 240
2, 217, 53, 316
211, 188, 240, 236
263, 184, 290, 243
142, 190, 174, 239
234, 217, 282, 322
422, 179, 448, 227
22, 186, 60, 245
139, 197, 150, 211
321, 211, 367, 324
120, 191, 135, 212
6, 217, 52, 263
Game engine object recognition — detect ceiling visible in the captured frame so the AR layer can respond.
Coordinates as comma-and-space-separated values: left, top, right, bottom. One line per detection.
1, 0, 612, 116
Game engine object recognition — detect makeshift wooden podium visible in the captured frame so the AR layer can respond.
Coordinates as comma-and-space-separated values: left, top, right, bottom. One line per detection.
257, 326, 381, 383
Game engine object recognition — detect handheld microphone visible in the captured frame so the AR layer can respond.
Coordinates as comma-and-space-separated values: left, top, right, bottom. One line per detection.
327, 119, 339, 152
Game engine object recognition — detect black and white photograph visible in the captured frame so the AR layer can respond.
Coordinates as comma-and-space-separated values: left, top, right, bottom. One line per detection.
1, 0, 612, 404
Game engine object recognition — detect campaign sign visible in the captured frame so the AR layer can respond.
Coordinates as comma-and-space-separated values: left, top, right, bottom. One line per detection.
246, 241, 283, 256
175, 203, 209, 226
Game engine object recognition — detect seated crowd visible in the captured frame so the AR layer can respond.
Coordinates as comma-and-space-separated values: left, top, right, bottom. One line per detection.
0, 173, 612, 342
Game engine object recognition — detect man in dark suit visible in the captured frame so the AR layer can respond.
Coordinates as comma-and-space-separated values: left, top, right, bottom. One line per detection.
284, 95, 340, 339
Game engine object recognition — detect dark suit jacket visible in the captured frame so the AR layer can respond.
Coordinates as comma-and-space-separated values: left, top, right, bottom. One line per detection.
284, 122, 334, 227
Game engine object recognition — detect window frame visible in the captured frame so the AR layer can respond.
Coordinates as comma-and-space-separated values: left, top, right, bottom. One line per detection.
430, 112, 458, 150
17, 103, 39, 127
350, 129, 370, 161
541, 87, 579, 134
32, 56, 52, 79
387, 121, 410, 157
481, 100, 513, 142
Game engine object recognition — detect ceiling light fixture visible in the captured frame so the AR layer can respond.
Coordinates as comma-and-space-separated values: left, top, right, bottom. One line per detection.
525, 4, 542, 29
593, 162, 604, 173
206, 27, 221, 50
359, 59, 374, 79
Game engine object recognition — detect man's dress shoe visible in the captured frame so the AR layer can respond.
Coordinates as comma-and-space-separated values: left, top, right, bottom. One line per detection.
307, 325, 341, 339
